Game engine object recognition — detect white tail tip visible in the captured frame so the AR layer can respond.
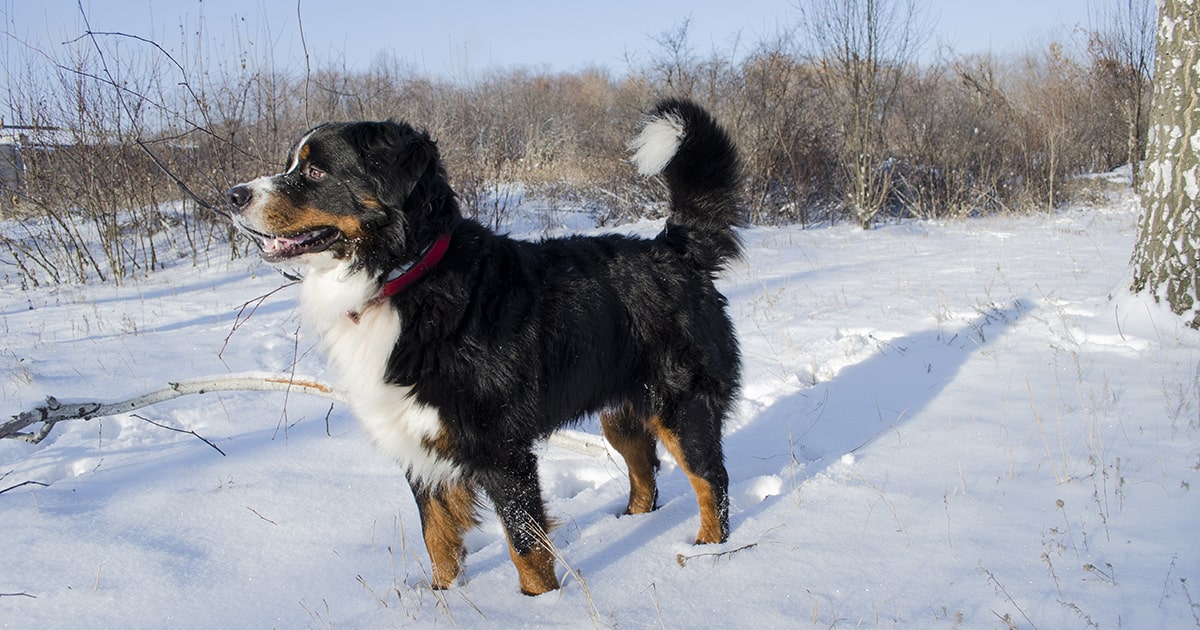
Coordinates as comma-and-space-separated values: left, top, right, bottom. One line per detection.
629, 113, 684, 176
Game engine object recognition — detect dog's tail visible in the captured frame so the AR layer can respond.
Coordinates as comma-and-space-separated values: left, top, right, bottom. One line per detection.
630, 98, 744, 273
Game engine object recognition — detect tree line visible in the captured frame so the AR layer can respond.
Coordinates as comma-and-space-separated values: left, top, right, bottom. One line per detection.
0, 0, 1154, 286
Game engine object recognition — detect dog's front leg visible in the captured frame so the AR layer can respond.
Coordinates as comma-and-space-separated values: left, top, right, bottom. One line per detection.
478, 453, 560, 596
409, 477, 480, 590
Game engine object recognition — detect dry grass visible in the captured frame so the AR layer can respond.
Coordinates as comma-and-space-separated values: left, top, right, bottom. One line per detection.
0, 3, 1148, 287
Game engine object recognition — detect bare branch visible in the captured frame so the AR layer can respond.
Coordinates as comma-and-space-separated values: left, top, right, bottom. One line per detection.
676, 542, 758, 567
297, 0, 312, 125
131, 414, 226, 456
219, 283, 300, 360
0, 480, 50, 495
2, 374, 606, 456
246, 506, 278, 525
1, 374, 339, 444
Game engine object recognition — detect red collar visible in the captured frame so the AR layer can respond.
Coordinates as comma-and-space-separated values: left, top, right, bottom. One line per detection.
379, 232, 452, 299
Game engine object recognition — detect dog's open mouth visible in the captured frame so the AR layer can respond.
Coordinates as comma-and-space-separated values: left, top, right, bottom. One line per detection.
258, 227, 342, 262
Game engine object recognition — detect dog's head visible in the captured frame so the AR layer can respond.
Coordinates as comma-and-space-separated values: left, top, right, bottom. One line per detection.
228, 120, 458, 273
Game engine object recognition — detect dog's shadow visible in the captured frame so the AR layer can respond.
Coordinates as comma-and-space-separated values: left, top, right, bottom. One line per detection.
558, 299, 1032, 579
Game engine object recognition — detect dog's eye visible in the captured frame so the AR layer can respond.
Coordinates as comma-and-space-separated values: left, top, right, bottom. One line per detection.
305, 165, 326, 181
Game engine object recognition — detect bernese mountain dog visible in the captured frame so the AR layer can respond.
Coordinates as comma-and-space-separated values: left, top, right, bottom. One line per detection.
227, 98, 744, 595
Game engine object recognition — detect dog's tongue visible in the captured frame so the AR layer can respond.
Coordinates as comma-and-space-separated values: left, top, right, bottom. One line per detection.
259, 228, 340, 262
263, 233, 310, 255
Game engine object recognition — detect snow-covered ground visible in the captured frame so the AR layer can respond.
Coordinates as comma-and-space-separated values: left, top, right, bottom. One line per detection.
2, 178, 1198, 628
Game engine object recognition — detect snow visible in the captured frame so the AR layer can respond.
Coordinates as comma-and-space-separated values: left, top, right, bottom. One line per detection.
2, 184, 1199, 628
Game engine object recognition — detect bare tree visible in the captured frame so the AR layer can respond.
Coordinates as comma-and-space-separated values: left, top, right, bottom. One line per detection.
1088, 0, 1156, 189
733, 40, 835, 224
1130, 0, 1199, 328
795, 0, 931, 227
1015, 42, 1091, 210
648, 18, 699, 99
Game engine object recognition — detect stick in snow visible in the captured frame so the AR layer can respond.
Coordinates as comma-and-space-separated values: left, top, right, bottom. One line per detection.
1, 373, 608, 456
0, 374, 338, 444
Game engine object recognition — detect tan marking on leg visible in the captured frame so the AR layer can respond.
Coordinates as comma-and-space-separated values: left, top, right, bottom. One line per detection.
507, 539, 559, 596
651, 416, 727, 544
419, 482, 479, 590
601, 408, 659, 514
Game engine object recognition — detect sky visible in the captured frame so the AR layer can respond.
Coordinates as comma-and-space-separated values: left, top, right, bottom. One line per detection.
2, 0, 1100, 80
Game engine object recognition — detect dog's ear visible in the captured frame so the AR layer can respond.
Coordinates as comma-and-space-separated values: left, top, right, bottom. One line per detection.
351, 121, 438, 210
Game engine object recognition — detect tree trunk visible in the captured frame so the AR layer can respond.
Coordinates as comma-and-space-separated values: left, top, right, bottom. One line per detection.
1128, 114, 1139, 190
1130, 0, 1200, 328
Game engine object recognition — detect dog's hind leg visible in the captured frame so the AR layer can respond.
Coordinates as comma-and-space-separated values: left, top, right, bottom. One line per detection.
409, 478, 481, 590
477, 452, 560, 595
600, 405, 660, 515
651, 402, 730, 545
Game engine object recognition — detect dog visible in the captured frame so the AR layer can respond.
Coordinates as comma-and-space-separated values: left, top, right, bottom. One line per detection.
227, 98, 743, 595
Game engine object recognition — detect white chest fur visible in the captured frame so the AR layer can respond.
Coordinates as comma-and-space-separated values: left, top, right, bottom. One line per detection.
300, 261, 459, 483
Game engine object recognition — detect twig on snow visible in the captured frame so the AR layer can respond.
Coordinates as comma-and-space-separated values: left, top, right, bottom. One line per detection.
674, 524, 783, 568
131, 414, 226, 456
0, 480, 50, 495
676, 542, 758, 568
246, 506, 278, 525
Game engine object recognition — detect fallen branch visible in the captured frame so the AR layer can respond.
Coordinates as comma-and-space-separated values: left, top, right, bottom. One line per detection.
674, 524, 783, 568
676, 542, 759, 568
0, 480, 50, 495
1, 374, 338, 444
2, 373, 608, 456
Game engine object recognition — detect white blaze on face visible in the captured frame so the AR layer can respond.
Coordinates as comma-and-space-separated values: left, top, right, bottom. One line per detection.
232, 128, 316, 238
286, 129, 318, 175
231, 174, 277, 236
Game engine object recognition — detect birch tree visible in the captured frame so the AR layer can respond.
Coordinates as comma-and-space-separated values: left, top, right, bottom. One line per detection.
1130, 0, 1200, 327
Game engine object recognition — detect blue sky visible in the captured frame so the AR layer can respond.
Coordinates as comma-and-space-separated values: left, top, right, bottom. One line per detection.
3, 0, 1098, 79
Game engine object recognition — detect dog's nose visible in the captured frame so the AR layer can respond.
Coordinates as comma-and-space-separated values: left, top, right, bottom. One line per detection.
228, 185, 253, 210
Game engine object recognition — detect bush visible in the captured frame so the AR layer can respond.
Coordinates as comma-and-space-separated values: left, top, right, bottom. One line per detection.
0, 11, 1149, 286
